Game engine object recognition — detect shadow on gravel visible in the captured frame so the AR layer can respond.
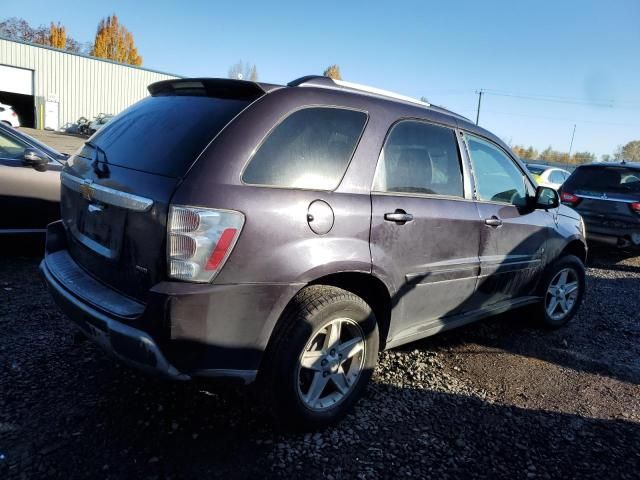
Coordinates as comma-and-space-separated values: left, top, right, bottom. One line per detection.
2, 244, 640, 477
588, 247, 640, 274
2, 356, 639, 479
402, 279, 640, 389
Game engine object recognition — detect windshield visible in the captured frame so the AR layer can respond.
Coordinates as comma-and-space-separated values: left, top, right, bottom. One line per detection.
564, 166, 640, 195
85, 95, 250, 177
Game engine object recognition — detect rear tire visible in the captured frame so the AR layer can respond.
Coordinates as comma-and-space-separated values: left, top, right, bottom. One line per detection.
535, 254, 585, 328
260, 285, 379, 430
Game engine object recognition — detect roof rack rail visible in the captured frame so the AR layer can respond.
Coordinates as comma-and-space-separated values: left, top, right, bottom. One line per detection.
288, 75, 431, 108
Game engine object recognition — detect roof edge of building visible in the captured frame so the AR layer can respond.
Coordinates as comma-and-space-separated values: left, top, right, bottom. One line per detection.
0, 35, 183, 78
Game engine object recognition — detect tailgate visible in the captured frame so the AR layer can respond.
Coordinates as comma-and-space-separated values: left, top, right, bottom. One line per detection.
576, 195, 640, 230
60, 157, 179, 301
57, 81, 262, 301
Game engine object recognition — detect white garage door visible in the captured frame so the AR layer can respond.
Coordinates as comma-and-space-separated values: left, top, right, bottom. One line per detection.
0, 64, 33, 95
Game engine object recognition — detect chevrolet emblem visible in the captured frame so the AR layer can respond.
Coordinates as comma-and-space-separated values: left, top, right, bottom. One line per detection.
79, 179, 95, 202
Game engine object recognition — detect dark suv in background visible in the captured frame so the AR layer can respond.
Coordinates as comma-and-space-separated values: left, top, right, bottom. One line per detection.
560, 162, 640, 249
41, 76, 587, 428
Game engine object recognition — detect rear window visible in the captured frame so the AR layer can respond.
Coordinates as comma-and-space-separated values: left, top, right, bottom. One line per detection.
527, 165, 546, 175
242, 107, 367, 190
565, 166, 640, 195
83, 96, 250, 177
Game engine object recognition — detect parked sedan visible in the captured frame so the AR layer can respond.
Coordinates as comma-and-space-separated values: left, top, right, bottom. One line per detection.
560, 162, 640, 248
526, 163, 571, 190
0, 102, 21, 128
0, 122, 67, 237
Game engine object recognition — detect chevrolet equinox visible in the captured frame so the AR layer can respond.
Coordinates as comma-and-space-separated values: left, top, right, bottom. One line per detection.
41, 76, 587, 428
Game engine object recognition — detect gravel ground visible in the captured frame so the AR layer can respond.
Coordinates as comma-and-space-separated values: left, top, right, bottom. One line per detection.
20, 128, 85, 155
1, 249, 639, 479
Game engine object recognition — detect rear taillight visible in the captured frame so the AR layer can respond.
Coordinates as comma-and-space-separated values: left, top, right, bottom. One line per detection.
631, 202, 640, 214
11, 111, 17, 117
168, 205, 244, 282
560, 191, 581, 206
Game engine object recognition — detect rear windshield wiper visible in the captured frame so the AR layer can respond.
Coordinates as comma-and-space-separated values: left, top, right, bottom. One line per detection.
84, 140, 108, 163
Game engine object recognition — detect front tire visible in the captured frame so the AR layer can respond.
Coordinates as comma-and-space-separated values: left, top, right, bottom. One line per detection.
536, 254, 585, 328
261, 285, 379, 430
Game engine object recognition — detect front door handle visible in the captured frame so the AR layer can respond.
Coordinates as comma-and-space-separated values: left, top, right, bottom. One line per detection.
484, 216, 503, 227
384, 210, 414, 224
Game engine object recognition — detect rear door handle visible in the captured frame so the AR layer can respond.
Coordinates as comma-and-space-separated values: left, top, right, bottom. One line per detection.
484, 216, 503, 227
384, 210, 414, 224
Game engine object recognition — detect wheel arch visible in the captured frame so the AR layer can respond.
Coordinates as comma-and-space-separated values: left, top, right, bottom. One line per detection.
560, 239, 587, 265
261, 271, 394, 366
307, 272, 393, 350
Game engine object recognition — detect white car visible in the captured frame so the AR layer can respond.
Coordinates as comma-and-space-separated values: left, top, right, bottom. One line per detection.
0, 103, 21, 127
526, 163, 571, 190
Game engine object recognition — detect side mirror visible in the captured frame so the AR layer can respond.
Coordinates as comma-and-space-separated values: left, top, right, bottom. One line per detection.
23, 148, 49, 172
534, 186, 559, 210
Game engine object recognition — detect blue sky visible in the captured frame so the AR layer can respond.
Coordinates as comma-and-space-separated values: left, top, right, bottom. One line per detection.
3, 0, 639, 157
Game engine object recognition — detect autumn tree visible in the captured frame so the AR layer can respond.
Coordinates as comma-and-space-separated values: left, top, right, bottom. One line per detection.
619, 140, 640, 161
227, 61, 258, 81
511, 145, 539, 160
511, 145, 527, 158
0, 17, 87, 52
572, 151, 596, 164
49, 22, 66, 49
90, 15, 142, 66
323, 65, 342, 80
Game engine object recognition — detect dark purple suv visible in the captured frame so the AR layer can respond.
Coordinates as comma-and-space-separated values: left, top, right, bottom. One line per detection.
41, 76, 587, 428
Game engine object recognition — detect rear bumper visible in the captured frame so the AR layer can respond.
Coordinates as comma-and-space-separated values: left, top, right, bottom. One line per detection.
585, 224, 640, 248
41, 258, 189, 380
41, 221, 301, 383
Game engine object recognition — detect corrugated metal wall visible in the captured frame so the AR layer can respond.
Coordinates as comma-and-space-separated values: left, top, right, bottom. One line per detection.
0, 37, 179, 129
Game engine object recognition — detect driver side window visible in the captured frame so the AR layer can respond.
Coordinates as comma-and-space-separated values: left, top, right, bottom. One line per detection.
465, 134, 528, 207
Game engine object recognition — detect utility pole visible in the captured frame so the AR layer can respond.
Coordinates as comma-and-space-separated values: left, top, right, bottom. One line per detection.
475, 89, 483, 125
568, 124, 576, 166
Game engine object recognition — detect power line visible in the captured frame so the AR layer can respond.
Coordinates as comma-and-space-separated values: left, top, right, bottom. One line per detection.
457, 108, 640, 128
481, 89, 640, 110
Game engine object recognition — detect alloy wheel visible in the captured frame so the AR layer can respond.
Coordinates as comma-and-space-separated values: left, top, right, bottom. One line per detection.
296, 317, 366, 411
545, 268, 579, 321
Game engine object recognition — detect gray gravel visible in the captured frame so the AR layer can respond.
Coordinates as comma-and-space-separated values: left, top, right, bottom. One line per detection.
1, 248, 639, 479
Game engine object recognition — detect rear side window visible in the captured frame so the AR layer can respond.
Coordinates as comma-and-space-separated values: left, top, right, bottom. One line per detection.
373, 120, 463, 197
565, 166, 640, 194
85, 96, 251, 177
242, 107, 367, 190
549, 170, 565, 184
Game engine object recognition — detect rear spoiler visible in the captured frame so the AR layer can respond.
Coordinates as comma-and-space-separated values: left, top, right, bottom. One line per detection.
148, 78, 279, 101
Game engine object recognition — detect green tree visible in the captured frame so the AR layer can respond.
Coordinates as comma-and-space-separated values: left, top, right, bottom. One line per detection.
323, 65, 342, 80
